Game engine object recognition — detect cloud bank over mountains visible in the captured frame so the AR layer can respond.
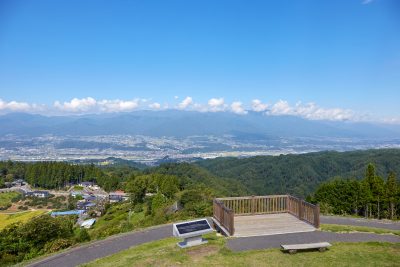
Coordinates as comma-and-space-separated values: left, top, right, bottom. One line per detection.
0, 96, 395, 124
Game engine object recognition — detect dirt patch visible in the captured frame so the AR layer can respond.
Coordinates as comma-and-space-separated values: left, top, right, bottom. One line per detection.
186, 245, 219, 261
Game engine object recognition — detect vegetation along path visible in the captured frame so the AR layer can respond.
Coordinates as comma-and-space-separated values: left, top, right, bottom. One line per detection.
27, 215, 400, 267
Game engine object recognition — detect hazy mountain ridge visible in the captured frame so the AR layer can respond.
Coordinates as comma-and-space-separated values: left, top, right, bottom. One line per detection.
1, 111, 399, 139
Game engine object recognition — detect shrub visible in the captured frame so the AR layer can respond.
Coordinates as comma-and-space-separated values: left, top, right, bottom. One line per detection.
43, 238, 73, 253
75, 228, 90, 243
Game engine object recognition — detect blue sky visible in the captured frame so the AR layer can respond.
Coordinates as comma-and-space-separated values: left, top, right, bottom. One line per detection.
0, 0, 399, 121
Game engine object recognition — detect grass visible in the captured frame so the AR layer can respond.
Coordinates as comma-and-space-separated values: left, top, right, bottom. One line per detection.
321, 224, 400, 236
0, 210, 48, 230
0, 191, 21, 208
80, 234, 400, 267
73, 185, 84, 191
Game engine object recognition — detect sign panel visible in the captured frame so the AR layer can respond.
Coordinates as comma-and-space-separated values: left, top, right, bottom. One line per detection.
176, 219, 211, 235
173, 219, 214, 248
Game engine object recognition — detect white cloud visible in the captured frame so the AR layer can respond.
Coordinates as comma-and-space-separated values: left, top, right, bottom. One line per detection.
54, 97, 97, 112
251, 99, 268, 112
98, 99, 139, 112
266, 100, 355, 121
54, 97, 139, 113
231, 101, 247, 115
1, 96, 396, 124
178, 96, 193, 109
268, 100, 293, 115
0, 99, 36, 112
149, 102, 161, 109
208, 98, 226, 112
382, 117, 400, 124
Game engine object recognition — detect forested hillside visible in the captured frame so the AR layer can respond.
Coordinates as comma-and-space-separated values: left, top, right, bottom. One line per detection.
1, 149, 400, 198
0, 161, 120, 191
146, 163, 249, 196
196, 149, 400, 197
312, 163, 400, 219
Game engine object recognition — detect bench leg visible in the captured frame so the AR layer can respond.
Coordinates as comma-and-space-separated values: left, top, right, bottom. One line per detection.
289, 249, 297, 254
318, 247, 327, 252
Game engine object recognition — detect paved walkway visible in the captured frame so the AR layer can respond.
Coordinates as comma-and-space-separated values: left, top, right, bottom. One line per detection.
27, 216, 400, 267
227, 231, 400, 251
321, 215, 400, 230
27, 225, 172, 267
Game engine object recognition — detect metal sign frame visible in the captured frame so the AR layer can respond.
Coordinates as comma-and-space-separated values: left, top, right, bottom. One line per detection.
173, 218, 214, 248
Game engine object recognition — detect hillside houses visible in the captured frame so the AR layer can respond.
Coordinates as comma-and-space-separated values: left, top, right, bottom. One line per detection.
25, 190, 50, 198
109, 190, 129, 203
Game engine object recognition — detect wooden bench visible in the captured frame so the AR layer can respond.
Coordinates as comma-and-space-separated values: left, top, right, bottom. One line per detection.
281, 242, 331, 254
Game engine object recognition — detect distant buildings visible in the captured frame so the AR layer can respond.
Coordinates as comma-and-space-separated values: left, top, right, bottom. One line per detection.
79, 181, 94, 187
51, 210, 85, 217
80, 218, 96, 228
25, 190, 49, 198
109, 190, 129, 203
77, 201, 96, 210
12, 179, 26, 187
71, 191, 83, 198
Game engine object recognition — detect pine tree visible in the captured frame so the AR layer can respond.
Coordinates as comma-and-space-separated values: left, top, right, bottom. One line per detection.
385, 172, 399, 219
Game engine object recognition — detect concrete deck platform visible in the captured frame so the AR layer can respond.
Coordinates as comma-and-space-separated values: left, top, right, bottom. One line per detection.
233, 213, 316, 237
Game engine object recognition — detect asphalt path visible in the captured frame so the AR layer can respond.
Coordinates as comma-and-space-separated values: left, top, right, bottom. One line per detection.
27, 224, 172, 267
321, 215, 400, 230
227, 231, 400, 251
27, 216, 400, 267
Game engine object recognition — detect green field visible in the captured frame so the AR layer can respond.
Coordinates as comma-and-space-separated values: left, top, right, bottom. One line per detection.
81, 234, 400, 267
0, 210, 48, 230
321, 224, 400, 236
0, 191, 21, 209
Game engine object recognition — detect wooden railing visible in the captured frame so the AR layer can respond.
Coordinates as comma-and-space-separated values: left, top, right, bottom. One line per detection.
217, 195, 288, 215
287, 195, 320, 228
213, 199, 235, 236
213, 195, 320, 235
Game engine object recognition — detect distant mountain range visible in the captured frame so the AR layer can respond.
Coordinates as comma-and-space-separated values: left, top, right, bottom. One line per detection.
1, 111, 400, 139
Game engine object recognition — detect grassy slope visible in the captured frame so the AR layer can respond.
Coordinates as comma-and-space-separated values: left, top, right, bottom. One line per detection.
81, 234, 400, 267
321, 224, 400, 236
0, 210, 47, 230
89, 202, 146, 239
0, 192, 20, 208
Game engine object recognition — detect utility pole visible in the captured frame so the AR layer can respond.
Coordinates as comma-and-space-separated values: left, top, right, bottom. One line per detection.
128, 208, 132, 222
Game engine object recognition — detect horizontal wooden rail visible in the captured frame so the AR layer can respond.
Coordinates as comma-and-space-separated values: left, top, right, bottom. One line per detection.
216, 195, 288, 215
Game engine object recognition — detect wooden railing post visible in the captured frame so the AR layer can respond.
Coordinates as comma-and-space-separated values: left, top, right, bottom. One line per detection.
298, 199, 304, 220
251, 195, 255, 214
286, 195, 290, 212
314, 204, 320, 228
229, 210, 235, 235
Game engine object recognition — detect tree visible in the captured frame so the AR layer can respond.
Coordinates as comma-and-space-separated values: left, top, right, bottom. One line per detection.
159, 175, 179, 198
21, 215, 73, 247
371, 175, 385, 218
365, 163, 376, 187
385, 172, 399, 219
126, 175, 148, 205
151, 192, 167, 214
